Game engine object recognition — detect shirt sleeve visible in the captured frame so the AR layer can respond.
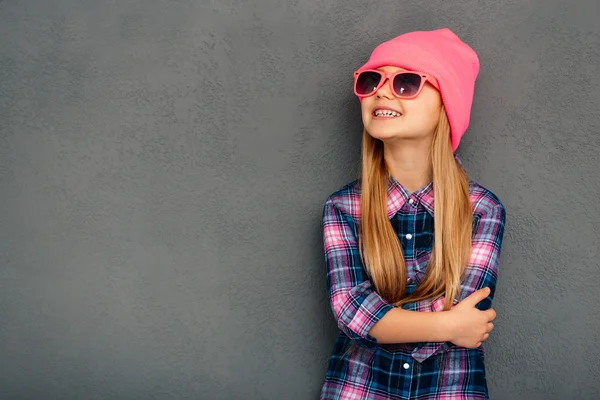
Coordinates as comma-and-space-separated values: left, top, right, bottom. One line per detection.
408, 201, 507, 362
323, 199, 395, 347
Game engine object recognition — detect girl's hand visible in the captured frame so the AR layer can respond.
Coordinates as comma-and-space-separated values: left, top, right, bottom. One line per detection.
447, 287, 496, 348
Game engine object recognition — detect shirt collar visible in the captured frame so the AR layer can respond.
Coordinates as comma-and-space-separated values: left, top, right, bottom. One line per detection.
385, 154, 463, 218
387, 176, 435, 218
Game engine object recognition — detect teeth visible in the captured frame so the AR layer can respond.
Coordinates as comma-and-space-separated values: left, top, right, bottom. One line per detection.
374, 110, 401, 117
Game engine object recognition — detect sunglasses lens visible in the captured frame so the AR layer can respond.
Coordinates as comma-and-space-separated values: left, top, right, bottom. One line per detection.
355, 71, 382, 95
393, 73, 422, 97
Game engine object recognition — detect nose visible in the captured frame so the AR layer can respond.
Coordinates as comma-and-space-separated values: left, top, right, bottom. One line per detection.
375, 77, 394, 99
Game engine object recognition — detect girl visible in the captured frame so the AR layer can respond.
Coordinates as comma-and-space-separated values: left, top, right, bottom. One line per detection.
320, 29, 506, 399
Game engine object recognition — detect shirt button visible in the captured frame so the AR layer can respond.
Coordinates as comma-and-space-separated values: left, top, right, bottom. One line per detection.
408, 198, 415, 205
406, 278, 412, 284
403, 363, 410, 370
405, 233, 413, 240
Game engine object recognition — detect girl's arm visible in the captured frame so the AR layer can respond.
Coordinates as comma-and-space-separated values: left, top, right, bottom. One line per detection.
367, 288, 492, 344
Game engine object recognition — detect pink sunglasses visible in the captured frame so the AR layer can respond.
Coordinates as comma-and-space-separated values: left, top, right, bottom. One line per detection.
353, 69, 439, 99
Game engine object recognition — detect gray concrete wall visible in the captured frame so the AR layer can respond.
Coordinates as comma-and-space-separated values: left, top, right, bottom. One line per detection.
1, 0, 599, 399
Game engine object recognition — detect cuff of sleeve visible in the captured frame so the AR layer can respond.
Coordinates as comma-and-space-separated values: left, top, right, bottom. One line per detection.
343, 282, 395, 346
411, 341, 452, 362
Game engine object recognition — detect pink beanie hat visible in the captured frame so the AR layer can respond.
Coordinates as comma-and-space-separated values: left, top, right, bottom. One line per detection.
357, 28, 480, 151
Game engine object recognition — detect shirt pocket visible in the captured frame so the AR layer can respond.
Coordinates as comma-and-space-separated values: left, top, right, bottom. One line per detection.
413, 232, 433, 284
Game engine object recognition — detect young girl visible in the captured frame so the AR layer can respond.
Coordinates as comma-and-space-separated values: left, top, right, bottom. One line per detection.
320, 29, 506, 399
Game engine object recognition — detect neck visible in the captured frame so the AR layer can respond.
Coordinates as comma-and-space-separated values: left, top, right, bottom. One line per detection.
383, 141, 432, 193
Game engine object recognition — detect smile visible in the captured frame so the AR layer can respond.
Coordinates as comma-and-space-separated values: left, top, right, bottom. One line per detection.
373, 109, 402, 118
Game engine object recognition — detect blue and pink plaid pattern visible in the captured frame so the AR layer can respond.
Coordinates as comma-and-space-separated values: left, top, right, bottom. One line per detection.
320, 171, 506, 399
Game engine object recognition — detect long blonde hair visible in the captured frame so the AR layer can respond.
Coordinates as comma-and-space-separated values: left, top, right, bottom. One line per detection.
358, 106, 472, 310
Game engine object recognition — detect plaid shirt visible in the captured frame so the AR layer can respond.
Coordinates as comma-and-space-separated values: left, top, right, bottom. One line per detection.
320, 171, 506, 400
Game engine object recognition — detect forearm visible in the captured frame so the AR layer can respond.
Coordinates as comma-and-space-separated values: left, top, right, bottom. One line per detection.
368, 307, 453, 344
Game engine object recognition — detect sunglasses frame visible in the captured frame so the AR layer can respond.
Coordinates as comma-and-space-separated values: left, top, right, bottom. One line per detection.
353, 69, 439, 99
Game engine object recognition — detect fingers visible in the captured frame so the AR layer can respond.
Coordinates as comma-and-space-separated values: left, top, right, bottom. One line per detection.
463, 287, 491, 307
484, 308, 497, 322
480, 324, 494, 344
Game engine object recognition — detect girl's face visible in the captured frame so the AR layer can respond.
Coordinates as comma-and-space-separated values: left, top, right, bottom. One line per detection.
360, 66, 442, 144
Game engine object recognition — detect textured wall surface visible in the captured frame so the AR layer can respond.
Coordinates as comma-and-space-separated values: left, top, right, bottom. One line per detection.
1, 0, 599, 399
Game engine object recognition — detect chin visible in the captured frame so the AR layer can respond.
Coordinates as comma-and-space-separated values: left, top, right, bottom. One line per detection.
366, 130, 397, 141
365, 125, 408, 141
